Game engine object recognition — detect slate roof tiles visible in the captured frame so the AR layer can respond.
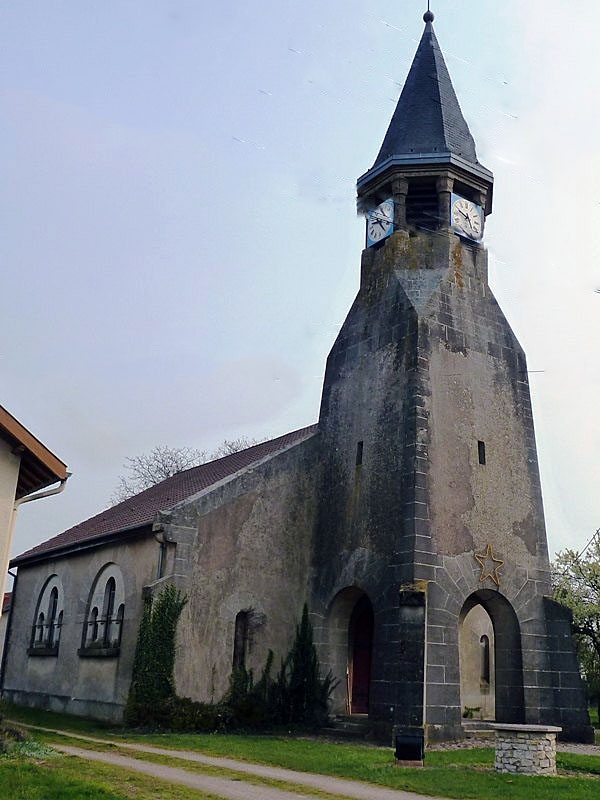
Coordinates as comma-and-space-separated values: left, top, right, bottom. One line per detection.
374, 18, 478, 168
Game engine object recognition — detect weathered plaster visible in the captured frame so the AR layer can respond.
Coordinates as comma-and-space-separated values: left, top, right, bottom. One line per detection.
3, 535, 156, 720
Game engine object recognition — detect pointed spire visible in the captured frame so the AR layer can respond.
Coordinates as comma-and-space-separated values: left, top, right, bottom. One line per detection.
373, 14, 478, 169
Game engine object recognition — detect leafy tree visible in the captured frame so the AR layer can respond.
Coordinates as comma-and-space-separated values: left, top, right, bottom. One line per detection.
553, 530, 600, 717
111, 437, 262, 503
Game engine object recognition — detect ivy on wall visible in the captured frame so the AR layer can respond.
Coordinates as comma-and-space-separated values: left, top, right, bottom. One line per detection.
124, 583, 187, 728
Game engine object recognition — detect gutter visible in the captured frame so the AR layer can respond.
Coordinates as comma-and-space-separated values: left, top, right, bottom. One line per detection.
14, 475, 70, 509
1, 475, 71, 600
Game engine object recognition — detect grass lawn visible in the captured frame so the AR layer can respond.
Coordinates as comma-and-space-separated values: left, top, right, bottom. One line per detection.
4, 704, 600, 800
0, 741, 219, 800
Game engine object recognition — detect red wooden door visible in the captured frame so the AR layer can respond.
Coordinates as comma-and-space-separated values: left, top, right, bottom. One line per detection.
349, 596, 373, 714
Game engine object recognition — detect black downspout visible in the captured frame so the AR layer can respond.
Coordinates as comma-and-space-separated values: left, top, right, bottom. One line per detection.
0, 569, 19, 696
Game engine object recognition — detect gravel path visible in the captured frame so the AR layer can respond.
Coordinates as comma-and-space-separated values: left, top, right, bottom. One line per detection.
15, 721, 600, 800
21, 723, 449, 800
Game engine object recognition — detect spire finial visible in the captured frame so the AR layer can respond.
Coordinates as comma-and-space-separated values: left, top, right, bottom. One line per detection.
424, 2, 434, 23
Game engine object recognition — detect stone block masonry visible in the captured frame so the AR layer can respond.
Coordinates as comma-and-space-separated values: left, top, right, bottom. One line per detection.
493, 724, 561, 775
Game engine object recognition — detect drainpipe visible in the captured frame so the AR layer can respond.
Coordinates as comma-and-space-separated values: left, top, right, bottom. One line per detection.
0, 568, 18, 695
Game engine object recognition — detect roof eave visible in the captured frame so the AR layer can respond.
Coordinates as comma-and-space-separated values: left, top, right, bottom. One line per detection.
10, 523, 154, 568
357, 152, 493, 193
0, 405, 68, 497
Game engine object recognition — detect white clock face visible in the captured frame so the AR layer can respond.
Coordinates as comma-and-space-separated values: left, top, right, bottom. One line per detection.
451, 196, 483, 241
367, 200, 394, 246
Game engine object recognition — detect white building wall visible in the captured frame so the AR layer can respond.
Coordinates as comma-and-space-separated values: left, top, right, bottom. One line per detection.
0, 438, 20, 599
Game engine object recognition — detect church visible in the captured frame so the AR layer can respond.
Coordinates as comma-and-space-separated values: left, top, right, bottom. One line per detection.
0, 12, 594, 743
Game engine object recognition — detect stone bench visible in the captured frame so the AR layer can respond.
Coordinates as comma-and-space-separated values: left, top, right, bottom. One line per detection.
493, 723, 562, 775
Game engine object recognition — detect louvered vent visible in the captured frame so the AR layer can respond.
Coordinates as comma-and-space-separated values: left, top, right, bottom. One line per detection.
406, 182, 439, 232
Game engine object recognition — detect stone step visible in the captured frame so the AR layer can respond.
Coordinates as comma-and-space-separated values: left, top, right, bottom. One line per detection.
321, 715, 373, 740
462, 720, 496, 739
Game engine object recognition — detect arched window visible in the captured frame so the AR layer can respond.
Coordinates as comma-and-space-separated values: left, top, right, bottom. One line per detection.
233, 610, 250, 670
47, 588, 59, 647
102, 578, 116, 646
87, 607, 99, 644
36, 613, 45, 644
29, 575, 64, 656
55, 610, 64, 645
480, 634, 490, 685
114, 604, 125, 647
80, 564, 125, 657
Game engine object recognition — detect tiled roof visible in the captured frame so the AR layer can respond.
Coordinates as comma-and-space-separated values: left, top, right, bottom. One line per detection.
2, 592, 11, 614
12, 425, 318, 566
373, 18, 478, 168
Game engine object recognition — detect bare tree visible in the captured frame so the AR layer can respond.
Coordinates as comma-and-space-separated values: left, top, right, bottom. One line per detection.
211, 437, 260, 459
111, 446, 207, 504
111, 436, 262, 504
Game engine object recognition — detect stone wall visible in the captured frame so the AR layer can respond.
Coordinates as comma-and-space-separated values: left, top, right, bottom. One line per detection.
163, 434, 321, 704
494, 724, 561, 775
311, 228, 593, 741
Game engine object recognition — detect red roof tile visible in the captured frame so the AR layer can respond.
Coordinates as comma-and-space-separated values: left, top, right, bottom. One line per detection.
2, 592, 11, 614
12, 425, 317, 566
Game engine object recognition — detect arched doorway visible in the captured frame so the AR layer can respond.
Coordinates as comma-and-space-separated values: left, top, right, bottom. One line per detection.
459, 590, 525, 724
325, 588, 374, 716
348, 595, 374, 714
459, 604, 495, 719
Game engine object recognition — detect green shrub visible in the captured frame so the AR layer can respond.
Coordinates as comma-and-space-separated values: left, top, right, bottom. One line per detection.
222, 604, 337, 730
125, 597, 335, 733
167, 696, 232, 732
124, 584, 187, 728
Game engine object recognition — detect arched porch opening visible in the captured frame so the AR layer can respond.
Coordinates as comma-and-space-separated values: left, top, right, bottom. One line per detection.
459, 589, 525, 724
326, 588, 374, 716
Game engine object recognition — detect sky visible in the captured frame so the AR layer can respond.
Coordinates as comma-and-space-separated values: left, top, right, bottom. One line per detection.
1, 0, 599, 569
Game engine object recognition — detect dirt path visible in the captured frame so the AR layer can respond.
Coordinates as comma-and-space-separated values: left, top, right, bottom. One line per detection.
18, 723, 448, 800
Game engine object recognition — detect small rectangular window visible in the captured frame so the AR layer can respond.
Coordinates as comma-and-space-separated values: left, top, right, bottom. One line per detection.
478, 441, 486, 465
157, 541, 167, 579
233, 610, 249, 670
356, 441, 364, 466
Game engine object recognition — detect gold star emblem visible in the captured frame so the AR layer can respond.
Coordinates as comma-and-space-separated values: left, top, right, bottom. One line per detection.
474, 544, 504, 587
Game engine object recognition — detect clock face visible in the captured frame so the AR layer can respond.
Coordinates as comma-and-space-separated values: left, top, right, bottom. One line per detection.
366, 199, 394, 247
451, 195, 483, 241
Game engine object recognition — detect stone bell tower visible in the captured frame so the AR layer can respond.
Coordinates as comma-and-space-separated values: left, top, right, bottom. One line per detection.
310, 11, 593, 742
